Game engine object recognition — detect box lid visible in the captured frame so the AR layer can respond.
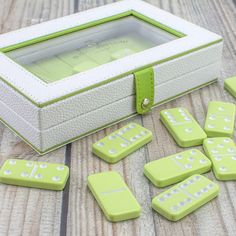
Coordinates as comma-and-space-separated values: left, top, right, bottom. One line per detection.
0, 0, 222, 107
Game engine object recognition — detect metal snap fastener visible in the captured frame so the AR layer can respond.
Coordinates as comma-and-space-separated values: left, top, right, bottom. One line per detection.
142, 98, 150, 109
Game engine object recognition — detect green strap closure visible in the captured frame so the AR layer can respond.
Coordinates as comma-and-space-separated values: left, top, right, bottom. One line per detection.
134, 67, 154, 114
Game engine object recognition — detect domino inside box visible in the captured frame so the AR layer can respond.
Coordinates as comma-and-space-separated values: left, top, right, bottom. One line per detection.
0, 0, 222, 154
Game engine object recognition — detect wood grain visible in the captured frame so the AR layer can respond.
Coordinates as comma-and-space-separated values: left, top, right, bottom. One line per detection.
0, 0, 235, 235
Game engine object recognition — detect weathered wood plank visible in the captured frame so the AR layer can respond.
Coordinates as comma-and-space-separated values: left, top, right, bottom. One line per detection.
0, 0, 74, 236
67, 0, 236, 236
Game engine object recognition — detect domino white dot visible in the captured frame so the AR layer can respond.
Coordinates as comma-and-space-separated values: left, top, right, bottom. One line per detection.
181, 183, 188, 188
130, 137, 137, 142
215, 156, 222, 161
140, 131, 148, 136
108, 135, 116, 140
224, 126, 230, 131
9, 160, 16, 165
185, 128, 192, 133
185, 164, 192, 169
224, 139, 230, 143
185, 198, 192, 203
171, 205, 179, 211
165, 193, 171, 198
129, 124, 136, 129
158, 197, 165, 202
207, 140, 214, 144
218, 107, 224, 111
224, 117, 231, 122
184, 117, 190, 121
211, 149, 218, 153
109, 149, 117, 154
135, 134, 141, 139
170, 119, 176, 123
188, 179, 194, 184
52, 176, 61, 181
26, 162, 33, 167
4, 170, 11, 175
175, 155, 182, 159
118, 131, 124, 135
208, 124, 215, 129
97, 142, 105, 147
219, 166, 227, 172
123, 127, 129, 132
35, 173, 43, 179
217, 144, 224, 148
57, 166, 65, 171
21, 172, 28, 177
188, 157, 194, 161
40, 164, 47, 168
190, 150, 197, 155
194, 176, 201, 181
120, 143, 128, 147
207, 184, 214, 189
200, 159, 207, 164
164, 111, 170, 115
209, 115, 216, 120
227, 148, 235, 153
171, 189, 178, 194
195, 191, 202, 197
167, 115, 173, 119
179, 201, 185, 206
201, 188, 208, 193
232, 156, 236, 161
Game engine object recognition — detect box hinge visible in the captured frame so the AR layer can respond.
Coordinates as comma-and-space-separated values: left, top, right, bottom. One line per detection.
134, 67, 154, 114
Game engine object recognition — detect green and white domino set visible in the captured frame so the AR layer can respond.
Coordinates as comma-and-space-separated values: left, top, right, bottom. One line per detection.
0, 0, 223, 154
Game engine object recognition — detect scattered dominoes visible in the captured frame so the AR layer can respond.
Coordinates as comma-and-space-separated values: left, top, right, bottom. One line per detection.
88, 171, 141, 222
152, 175, 219, 221
224, 76, 236, 98
203, 137, 236, 180
144, 149, 211, 187
92, 123, 152, 163
160, 107, 207, 147
204, 101, 235, 138
0, 159, 69, 190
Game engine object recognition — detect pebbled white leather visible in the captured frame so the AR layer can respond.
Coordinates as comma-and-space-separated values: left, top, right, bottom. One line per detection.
0, 42, 222, 130
0, 0, 222, 104
0, 61, 220, 152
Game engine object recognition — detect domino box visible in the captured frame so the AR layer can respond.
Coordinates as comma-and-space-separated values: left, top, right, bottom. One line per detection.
0, 0, 222, 154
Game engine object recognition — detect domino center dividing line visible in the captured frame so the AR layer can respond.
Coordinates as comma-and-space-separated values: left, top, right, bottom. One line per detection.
101, 187, 127, 196
171, 158, 186, 171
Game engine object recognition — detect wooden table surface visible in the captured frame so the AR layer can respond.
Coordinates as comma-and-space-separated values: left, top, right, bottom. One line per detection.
0, 0, 236, 235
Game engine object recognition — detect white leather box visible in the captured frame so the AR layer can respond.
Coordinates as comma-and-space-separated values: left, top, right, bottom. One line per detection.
0, 0, 223, 154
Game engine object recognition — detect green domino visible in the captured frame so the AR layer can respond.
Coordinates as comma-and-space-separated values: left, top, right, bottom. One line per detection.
203, 137, 236, 180
204, 101, 235, 138
0, 159, 69, 190
92, 123, 152, 163
144, 149, 211, 187
152, 174, 219, 221
224, 76, 236, 98
28, 57, 74, 82
88, 171, 141, 222
160, 107, 207, 147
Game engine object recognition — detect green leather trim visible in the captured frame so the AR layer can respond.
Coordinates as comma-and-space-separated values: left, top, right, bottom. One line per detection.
134, 67, 154, 114
0, 79, 217, 155
1, 10, 184, 53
